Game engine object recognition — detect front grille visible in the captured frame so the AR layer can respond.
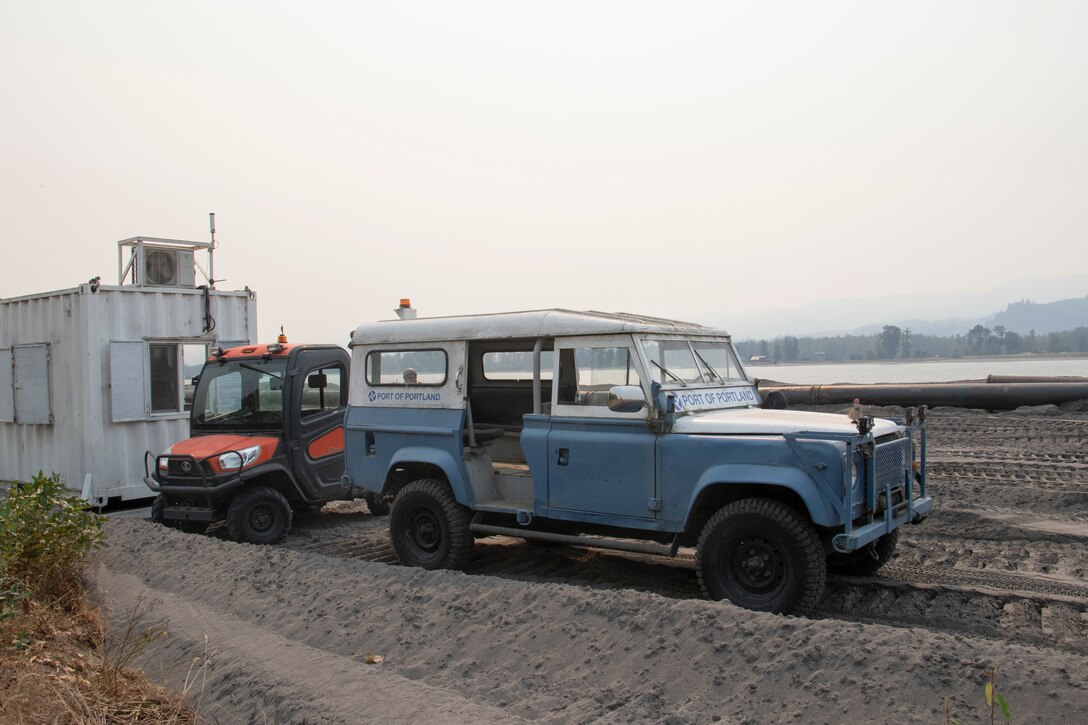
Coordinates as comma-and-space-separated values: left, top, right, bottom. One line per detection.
872, 437, 910, 509
166, 459, 213, 478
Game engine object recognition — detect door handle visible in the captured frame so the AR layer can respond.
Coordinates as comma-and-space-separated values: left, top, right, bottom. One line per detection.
557, 448, 569, 466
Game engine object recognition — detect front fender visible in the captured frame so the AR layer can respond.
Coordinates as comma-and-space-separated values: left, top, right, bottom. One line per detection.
387, 446, 472, 506
687, 463, 839, 528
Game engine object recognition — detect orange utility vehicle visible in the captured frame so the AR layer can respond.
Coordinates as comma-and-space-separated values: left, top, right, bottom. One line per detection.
144, 339, 387, 544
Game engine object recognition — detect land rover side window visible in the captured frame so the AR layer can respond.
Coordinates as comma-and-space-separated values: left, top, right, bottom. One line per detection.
149, 343, 208, 414
302, 366, 343, 417
482, 351, 554, 381
557, 347, 641, 406
191, 359, 287, 431
366, 349, 447, 386
690, 340, 748, 383
641, 339, 702, 385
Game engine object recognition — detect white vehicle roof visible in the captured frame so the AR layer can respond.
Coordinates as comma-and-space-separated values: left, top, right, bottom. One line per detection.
351, 309, 730, 346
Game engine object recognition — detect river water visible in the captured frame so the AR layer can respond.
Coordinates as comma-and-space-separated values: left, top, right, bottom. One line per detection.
748, 356, 1088, 385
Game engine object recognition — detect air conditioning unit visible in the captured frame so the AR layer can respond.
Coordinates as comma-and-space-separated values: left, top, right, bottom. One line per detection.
141, 247, 196, 287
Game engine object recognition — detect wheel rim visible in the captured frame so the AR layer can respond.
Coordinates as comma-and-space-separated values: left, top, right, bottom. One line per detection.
725, 535, 787, 602
249, 504, 276, 533
406, 505, 443, 556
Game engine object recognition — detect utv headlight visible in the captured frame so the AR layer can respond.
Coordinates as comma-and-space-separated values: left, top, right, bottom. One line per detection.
219, 444, 262, 471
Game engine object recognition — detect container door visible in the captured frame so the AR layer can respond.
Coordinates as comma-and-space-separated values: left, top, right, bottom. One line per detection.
545, 337, 657, 521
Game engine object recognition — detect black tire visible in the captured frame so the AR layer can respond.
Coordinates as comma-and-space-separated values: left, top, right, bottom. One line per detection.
696, 498, 826, 615
827, 528, 899, 577
364, 492, 390, 517
226, 486, 292, 544
150, 494, 209, 534
390, 479, 473, 570
150, 493, 168, 524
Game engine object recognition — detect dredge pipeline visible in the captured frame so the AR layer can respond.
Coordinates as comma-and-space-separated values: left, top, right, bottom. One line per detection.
757, 381, 1088, 410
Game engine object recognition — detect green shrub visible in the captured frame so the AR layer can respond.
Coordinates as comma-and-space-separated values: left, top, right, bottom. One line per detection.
0, 472, 104, 603
0, 572, 28, 623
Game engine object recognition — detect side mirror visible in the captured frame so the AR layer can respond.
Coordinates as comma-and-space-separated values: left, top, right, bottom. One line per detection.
608, 385, 646, 413
307, 373, 328, 389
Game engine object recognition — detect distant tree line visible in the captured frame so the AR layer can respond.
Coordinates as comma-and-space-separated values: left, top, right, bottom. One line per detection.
736, 325, 1088, 363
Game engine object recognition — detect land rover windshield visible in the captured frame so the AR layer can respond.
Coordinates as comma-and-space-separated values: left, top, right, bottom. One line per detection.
190, 358, 288, 432
641, 338, 749, 386
640, 337, 757, 412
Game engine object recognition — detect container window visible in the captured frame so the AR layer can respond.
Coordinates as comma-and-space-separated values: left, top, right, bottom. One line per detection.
149, 342, 209, 415
149, 344, 180, 413
366, 350, 447, 386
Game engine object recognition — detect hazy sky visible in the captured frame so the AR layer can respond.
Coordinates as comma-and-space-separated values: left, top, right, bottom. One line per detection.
2, 1, 1086, 344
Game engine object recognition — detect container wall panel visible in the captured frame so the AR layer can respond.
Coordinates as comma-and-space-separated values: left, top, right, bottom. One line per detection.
13, 344, 52, 424
0, 290, 82, 489
0, 348, 13, 422
109, 341, 147, 422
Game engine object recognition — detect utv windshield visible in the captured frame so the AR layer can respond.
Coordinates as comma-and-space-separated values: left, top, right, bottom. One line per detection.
641, 338, 749, 387
190, 358, 288, 432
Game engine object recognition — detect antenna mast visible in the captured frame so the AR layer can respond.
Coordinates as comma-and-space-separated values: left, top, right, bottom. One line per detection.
208, 212, 217, 289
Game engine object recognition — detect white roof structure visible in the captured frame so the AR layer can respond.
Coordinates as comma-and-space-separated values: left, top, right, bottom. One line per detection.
351, 309, 730, 346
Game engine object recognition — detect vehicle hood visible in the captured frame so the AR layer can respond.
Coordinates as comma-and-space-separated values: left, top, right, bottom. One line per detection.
166, 434, 280, 461
671, 408, 900, 437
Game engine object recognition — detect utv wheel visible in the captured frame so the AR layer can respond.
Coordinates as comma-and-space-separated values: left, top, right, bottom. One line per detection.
827, 528, 900, 577
390, 479, 473, 570
696, 498, 825, 615
364, 492, 390, 517
227, 487, 292, 545
150, 494, 208, 534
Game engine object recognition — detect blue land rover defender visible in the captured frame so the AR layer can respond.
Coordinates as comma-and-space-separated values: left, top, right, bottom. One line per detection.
344, 310, 931, 614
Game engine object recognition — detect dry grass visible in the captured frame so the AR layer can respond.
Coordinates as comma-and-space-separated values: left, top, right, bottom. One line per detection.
0, 582, 207, 724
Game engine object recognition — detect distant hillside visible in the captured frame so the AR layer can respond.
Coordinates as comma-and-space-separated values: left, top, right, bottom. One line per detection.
987, 297, 1088, 335
721, 273, 1088, 339
734, 295, 1088, 361
829, 296, 1088, 337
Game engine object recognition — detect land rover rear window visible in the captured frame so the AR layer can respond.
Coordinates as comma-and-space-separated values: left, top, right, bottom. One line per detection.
366, 349, 447, 386
482, 351, 554, 381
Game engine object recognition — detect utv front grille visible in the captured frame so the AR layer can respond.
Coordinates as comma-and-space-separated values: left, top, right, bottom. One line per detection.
166, 459, 214, 477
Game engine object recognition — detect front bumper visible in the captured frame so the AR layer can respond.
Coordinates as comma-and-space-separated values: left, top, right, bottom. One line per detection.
144, 451, 244, 498
787, 413, 931, 554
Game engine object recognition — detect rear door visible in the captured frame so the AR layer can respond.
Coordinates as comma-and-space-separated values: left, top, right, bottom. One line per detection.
288, 348, 350, 498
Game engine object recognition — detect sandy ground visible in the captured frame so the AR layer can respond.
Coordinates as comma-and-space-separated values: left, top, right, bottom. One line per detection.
89, 405, 1088, 723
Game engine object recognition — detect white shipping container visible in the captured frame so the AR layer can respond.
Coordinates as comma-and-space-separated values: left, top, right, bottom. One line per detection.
0, 282, 256, 503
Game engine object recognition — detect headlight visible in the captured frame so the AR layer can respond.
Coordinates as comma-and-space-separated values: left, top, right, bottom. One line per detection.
158, 458, 169, 472
219, 444, 262, 471
843, 452, 858, 491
